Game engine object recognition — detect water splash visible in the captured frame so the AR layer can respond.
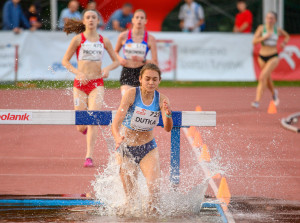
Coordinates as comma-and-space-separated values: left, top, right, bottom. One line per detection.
91, 127, 225, 219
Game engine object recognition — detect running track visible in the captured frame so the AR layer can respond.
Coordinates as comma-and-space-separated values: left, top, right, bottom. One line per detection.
0, 87, 299, 202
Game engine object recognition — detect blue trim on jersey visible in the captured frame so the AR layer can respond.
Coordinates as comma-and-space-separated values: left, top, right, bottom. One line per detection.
123, 30, 149, 59
123, 87, 160, 131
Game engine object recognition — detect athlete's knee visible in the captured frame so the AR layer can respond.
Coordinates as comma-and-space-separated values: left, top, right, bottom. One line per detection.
259, 73, 268, 83
76, 125, 87, 133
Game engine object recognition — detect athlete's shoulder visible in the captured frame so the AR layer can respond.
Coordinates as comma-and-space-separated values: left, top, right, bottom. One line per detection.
102, 36, 110, 44
119, 30, 129, 39
123, 87, 137, 104
148, 33, 156, 41
71, 34, 82, 45
255, 24, 264, 32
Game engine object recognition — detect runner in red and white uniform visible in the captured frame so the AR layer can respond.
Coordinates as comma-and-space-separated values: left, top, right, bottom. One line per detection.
62, 9, 119, 167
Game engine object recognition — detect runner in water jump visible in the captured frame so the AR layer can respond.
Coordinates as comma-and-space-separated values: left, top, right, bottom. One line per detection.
112, 63, 173, 214
62, 9, 119, 167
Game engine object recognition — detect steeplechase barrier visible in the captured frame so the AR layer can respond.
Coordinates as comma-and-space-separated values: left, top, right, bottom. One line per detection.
281, 112, 300, 133
0, 109, 216, 185
0, 109, 232, 222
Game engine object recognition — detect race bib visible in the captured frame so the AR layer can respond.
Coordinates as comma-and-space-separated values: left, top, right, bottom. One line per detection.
124, 43, 147, 59
80, 42, 104, 61
130, 106, 160, 131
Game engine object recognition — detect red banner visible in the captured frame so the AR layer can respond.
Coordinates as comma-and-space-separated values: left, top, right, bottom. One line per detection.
253, 35, 300, 80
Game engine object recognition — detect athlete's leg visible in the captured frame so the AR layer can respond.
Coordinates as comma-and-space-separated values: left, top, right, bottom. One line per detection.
116, 153, 139, 204
139, 148, 161, 213
255, 57, 279, 102
120, 85, 134, 96
73, 87, 88, 133
267, 75, 275, 95
85, 86, 104, 159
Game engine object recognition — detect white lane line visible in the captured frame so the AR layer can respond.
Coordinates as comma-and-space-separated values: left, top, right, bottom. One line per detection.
0, 174, 95, 177
182, 128, 236, 223
0, 157, 83, 160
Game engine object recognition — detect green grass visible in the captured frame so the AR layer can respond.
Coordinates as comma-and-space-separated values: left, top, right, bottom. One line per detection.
0, 80, 300, 89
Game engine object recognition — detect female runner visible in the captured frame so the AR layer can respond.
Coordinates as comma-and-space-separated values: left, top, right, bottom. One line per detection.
252, 11, 289, 108
112, 63, 173, 213
62, 9, 119, 167
114, 9, 158, 96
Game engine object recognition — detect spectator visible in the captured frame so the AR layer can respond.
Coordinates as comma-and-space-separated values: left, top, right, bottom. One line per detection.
233, 0, 253, 33
85, 0, 104, 29
105, 3, 133, 32
179, 0, 205, 32
58, 0, 82, 30
2, 0, 32, 34
25, 4, 42, 30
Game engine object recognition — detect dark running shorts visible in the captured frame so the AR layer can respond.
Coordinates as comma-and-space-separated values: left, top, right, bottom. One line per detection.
118, 139, 157, 164
120, 66, 143, 87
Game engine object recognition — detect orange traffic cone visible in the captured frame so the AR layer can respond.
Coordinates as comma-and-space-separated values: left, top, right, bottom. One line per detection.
217, 177, 231, 205
212, 173, 221, 180
268, 100, 277, 114
192, 131, 203, 147
187, 126, 196, 137
195, 105, 202, 111
199, 144, 211, 162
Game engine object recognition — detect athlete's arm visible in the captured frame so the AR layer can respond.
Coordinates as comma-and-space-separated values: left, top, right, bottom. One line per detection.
112, 88, 135, 149
146, 35, 158, 65
114, 32, 128, 66
160, 94, 173, 132
102, 37, 120, 78
62, 35, 88, 84
278, 27, 290, 48
252, 25, 269, 45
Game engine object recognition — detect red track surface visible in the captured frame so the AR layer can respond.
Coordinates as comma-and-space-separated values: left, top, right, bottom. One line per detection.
0, 87, 299, 201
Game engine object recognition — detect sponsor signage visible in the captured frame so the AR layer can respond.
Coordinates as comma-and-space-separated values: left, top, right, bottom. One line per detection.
0, 112, 32, 124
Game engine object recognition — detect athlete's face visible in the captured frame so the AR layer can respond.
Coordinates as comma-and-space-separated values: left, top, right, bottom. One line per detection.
83, 11, 99, 29
140, 70, 161, 91
266, 13, 276, 26
132, 11, 147, 29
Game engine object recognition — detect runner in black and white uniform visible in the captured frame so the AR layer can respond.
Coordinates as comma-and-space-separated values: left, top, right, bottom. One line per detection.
251, 11, 289, 108
114, 9, 158, 96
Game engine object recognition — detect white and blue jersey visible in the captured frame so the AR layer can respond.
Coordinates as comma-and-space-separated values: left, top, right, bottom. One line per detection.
123, 30, 149, 60
123, 87, 160, 132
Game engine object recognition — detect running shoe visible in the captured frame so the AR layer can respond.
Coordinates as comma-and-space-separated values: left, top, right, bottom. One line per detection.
273, 89, 279, 106
84, 158, 93, 167
251, 101, 259, 108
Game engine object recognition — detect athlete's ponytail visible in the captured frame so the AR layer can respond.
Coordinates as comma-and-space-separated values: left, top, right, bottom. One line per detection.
63, 9, 101, 35
63, 19, 85, 34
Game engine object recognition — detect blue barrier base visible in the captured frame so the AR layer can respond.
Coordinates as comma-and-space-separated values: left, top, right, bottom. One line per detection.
0, 198, 228, 222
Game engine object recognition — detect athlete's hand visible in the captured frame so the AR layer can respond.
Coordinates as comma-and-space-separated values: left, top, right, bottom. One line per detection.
101, 67, 109, 79
77, 72, 88, 85
115, 135, 125, 150
163, 99, 171, 116
131, 55, 144, 62
119, 58, 127, 66
280, 41, 287, 49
